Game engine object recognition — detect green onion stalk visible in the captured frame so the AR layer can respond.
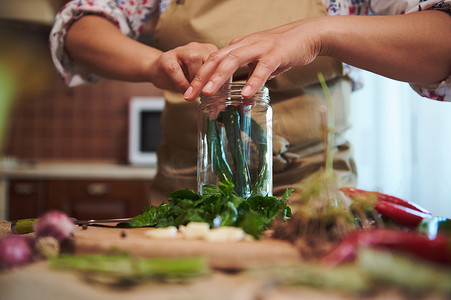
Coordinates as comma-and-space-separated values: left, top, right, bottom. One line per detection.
271, 73, 365, 260
317, 72, 334, 177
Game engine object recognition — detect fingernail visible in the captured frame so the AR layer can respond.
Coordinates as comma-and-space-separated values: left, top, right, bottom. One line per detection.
184, 86, 193, 99
242, 85, 252, 97
203, 81, 214, 93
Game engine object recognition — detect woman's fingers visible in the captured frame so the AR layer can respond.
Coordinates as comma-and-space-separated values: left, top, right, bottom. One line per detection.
183, 43, 218, 81
185, 43, 278, 100
184, 53, 204, 82
183, 19, 324, 101
240, 57, 279, 97
150, 42, 218, 93
162, 56, 191, 91
185, 48, 237, 100
201, 50, 247, 93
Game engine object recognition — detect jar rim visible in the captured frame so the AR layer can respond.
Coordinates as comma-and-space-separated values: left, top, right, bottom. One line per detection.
200, 82, 269, 102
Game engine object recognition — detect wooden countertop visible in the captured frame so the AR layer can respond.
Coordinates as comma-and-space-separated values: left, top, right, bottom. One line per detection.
0, 220, 379, 300
1, 261, 360, 300
0, 162, 157, 180
0, 220, 446, 300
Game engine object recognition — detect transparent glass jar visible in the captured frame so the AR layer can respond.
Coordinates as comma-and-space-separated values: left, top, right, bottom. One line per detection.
197, 82, 273, 198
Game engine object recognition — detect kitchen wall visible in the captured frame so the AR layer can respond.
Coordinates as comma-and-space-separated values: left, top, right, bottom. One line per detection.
1, 19, 164, 164
5, 79, 163, 164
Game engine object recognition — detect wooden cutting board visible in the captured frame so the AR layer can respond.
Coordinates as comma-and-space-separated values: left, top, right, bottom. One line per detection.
73, 225, 301, 269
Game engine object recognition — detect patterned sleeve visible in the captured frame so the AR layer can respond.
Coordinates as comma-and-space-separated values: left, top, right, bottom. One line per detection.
369, 0, 451, 101
406, 0, 451, 101
370, 0, 450, 15
49, 0, 159, 87
324, 0, 450, 100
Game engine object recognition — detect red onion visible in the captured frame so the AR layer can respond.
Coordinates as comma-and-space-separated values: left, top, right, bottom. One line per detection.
33, 210, 75, 242
0, 234, 35, 268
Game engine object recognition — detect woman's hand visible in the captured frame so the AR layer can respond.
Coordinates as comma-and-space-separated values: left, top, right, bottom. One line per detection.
185, 10, 451, 101
65, 15, 218, 93
148, 42, 218, 93
184, 18, 324, 101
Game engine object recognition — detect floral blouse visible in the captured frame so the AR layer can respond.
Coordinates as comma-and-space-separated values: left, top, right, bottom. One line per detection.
50, 0, 451, 101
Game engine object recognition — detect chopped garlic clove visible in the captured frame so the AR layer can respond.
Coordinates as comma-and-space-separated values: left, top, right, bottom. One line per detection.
144, 226, 178, 239
206, 227, 246, 242
243, 234, 255, 242
35, 236, 60, 258
180, 222, 210, 239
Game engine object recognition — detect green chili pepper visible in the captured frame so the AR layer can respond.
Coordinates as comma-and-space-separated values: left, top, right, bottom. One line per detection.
206, 119, 233, 183
221, 106, 251, 197
206, 103, 270, 197
247, 116, 270, 196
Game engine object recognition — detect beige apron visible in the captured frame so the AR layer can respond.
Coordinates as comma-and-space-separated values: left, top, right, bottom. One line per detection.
149, 0, 356, 205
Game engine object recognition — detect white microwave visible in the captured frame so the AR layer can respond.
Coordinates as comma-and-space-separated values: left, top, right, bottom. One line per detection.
128, 97, 165, 166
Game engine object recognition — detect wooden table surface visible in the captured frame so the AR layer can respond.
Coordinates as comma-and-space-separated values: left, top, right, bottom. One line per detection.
0, 220, 444, 300
72, 224, 301, 270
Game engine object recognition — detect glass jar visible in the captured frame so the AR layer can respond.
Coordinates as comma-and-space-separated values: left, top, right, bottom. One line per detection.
197, 82, 273, 198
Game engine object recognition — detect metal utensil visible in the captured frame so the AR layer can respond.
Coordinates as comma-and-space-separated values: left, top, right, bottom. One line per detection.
11, 217, 132, 234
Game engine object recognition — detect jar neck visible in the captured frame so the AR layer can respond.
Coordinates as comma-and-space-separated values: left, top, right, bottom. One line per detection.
200, 82, 269, 105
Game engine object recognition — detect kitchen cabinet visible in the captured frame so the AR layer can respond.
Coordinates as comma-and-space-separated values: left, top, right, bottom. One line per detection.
7, 179, 151, 221
46, 179, 150, 220
8, 179, 46, 221
1, 163, 157, 221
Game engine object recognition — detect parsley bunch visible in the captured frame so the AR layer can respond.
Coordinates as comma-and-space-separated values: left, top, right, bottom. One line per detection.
123, 180, 292, 239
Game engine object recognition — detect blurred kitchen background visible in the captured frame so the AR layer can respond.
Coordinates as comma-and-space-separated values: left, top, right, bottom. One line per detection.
348, 72, 451, 219
0, 0, 161, 221
0, 0, 450, 221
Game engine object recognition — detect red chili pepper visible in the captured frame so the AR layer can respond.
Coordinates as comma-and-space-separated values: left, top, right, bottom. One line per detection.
340, 187, 430, 214
322, 228, 451, 266
375, 192, 430, 214
375, 201, 432, 228
340, 187, 431, 227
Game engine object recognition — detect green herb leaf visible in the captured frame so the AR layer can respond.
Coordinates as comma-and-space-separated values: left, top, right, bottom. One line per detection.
119, 181, 292, 239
